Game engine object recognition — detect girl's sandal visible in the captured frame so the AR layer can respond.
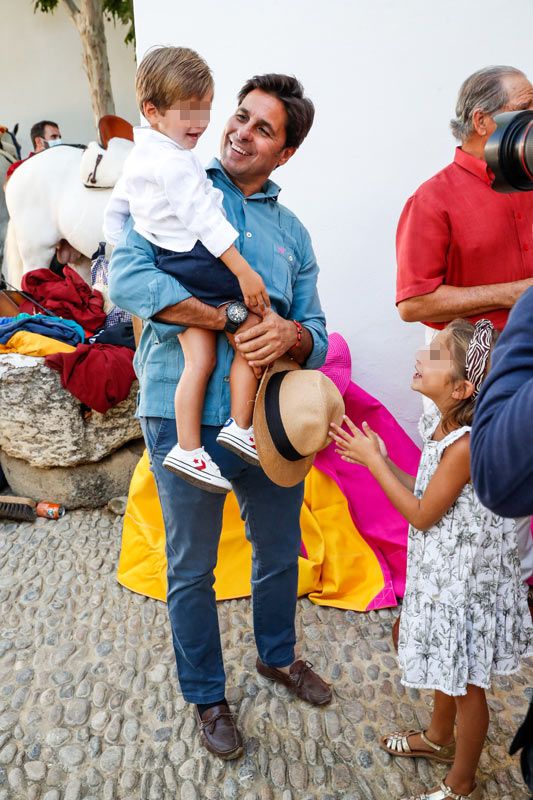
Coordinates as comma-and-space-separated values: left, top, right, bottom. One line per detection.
400, 781, 482, 800
380, 729, 456, 763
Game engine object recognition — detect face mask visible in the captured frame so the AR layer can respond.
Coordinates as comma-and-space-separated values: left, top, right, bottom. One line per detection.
46, 138, 62, 148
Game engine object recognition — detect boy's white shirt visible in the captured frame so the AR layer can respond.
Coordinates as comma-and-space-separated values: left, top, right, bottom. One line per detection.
103, 126, 238, 257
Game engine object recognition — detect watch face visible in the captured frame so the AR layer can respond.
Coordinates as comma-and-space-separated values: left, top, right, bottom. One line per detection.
227, 302, 248, 324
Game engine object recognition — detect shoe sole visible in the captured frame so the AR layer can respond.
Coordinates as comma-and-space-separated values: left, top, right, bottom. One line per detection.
201, 737, 244, 760
216, 433, 260, 466
163, 459, 231, 494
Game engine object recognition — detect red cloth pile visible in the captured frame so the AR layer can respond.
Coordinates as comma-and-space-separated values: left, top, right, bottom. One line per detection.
45, 344, 136, 414
20, 267, 106, 334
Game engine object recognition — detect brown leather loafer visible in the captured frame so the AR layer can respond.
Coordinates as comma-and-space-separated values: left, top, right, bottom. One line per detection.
194, 704, 243, 760
256, 658, 332, 706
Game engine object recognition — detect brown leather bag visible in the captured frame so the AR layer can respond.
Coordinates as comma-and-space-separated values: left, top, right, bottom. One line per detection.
0, 290, 23, 317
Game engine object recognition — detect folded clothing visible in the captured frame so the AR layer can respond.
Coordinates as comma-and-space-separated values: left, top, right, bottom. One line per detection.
45, 343, 136, 413
88, 321, 135, 351
0, 330, 76, 356
20, 267, 106, 333
0, 313, 85, 346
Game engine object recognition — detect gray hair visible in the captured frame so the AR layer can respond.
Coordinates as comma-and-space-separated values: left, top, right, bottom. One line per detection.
450, 65, 524, 142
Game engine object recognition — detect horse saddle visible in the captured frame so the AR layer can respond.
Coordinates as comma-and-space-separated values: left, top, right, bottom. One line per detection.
80, 116, 134, 189
80, 136, 134, 189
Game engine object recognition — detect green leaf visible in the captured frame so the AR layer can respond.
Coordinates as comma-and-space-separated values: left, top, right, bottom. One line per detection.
33, 0, 60, 12
103, 0, 135, 45
34, 0, 135, 45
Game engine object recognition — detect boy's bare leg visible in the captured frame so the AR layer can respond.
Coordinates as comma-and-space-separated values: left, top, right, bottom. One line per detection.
175, 327, 217, 450
228, 351, 259, 428
226, 312, 262, 428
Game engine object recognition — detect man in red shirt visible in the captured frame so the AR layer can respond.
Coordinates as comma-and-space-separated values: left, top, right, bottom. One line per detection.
396, 66, 533, 331
5, 120, 62, 181
396, 65, 533, 600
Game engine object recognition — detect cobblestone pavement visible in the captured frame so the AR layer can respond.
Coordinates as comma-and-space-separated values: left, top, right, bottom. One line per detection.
0, 508, 532, 800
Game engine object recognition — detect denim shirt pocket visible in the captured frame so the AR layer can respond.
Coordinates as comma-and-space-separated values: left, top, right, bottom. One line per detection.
270, 243, 296, 302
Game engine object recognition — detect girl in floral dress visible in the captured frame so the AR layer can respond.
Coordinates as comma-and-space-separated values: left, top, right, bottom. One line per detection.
330, 319, 533, 800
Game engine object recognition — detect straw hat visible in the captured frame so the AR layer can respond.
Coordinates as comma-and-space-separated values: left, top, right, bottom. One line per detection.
253, 356, 345, 487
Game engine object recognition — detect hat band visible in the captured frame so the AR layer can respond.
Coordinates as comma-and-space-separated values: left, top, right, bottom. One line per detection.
264, 371, 304, 462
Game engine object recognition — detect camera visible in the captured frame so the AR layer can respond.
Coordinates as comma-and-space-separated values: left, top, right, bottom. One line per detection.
485, 109, 533, 192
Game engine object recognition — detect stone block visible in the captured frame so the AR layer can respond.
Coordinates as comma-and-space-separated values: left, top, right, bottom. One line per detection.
0, 354, 140, 467
0, 440, 144, 509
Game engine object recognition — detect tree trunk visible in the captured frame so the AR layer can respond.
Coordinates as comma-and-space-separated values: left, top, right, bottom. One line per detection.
62, 0, 116, 132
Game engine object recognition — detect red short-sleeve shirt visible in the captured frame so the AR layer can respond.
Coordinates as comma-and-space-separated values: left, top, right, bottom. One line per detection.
396, 147, 533, 330
5, 152, 34, 181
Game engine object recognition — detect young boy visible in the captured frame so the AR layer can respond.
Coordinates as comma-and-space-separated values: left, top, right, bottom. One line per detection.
104, 46, 267, 493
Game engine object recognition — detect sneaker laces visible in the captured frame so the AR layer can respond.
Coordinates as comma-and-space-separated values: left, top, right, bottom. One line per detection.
200, 708, 234, 734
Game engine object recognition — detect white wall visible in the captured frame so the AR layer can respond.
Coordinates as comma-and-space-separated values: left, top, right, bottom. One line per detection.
132, 1, 533, 436
1, 0, 138, 155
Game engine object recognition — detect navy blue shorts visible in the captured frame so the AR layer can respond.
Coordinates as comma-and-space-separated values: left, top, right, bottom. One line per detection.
156, 241, 242, 306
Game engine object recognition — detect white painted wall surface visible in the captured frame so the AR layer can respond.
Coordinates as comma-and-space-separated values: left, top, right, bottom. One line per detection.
1, 0, 138, 156
127, 1, 533, 436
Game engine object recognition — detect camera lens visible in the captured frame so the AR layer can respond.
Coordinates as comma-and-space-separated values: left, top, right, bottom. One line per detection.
485, 110, 533, 192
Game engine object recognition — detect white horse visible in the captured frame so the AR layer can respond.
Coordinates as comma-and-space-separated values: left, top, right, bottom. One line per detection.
4, 137, 133, 288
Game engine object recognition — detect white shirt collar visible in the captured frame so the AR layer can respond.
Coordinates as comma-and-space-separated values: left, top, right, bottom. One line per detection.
133, 126, 185, 149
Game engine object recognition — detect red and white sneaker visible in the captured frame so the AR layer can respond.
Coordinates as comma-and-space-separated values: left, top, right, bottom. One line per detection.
216, 418, 260, 465
163, 445, 232, 494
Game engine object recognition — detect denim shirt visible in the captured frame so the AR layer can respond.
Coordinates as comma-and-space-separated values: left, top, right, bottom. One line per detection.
108, 158, 328, 423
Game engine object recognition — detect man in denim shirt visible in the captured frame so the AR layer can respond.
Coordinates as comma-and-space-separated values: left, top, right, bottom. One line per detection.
109, 74, 330, 758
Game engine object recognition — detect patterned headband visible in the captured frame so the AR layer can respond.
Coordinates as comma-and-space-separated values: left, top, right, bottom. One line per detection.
465, 319, 494, 398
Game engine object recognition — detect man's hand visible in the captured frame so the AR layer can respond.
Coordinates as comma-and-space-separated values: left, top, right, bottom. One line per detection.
234, 309, 314, 367
234, 308, 300, 367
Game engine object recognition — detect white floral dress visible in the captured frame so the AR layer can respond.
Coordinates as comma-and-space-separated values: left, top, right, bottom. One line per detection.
398, 412, 533, 696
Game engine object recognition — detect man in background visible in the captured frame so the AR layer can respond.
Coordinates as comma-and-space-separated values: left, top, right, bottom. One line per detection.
5, 119, 62, 181
395, 64, 533, 589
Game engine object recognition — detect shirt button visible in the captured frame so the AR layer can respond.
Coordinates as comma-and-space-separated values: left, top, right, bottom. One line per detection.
288, 255, 294, 262
223, 375, 230, 382
524, 243, 530, 252
517, 212, 523, 220
243, 199, 248, 205
245, 231, 252, 238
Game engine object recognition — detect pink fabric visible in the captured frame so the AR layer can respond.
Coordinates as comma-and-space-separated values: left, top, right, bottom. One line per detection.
320, 332, 352, 395
317, 333, 421, 606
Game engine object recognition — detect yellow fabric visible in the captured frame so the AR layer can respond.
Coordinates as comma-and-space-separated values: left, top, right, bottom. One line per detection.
0, 330, 76, 356
117, 451, 385, 611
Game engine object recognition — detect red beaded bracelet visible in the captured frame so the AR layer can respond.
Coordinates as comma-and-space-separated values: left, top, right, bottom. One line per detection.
290, 319, 303, 350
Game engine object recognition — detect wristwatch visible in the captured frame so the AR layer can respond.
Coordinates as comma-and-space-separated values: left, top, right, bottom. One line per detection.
224, 301, 249, 333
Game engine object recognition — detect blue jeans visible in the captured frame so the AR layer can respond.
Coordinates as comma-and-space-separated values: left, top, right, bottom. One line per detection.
140, 417, 304, 704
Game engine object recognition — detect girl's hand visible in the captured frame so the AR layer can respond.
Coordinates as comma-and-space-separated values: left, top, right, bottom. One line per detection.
238, 269, 271, 310
329, 417, 386, 467
368, 426, 388, 459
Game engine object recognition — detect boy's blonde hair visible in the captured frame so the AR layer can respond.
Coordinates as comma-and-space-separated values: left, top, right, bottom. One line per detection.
136, 46, 213, 113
